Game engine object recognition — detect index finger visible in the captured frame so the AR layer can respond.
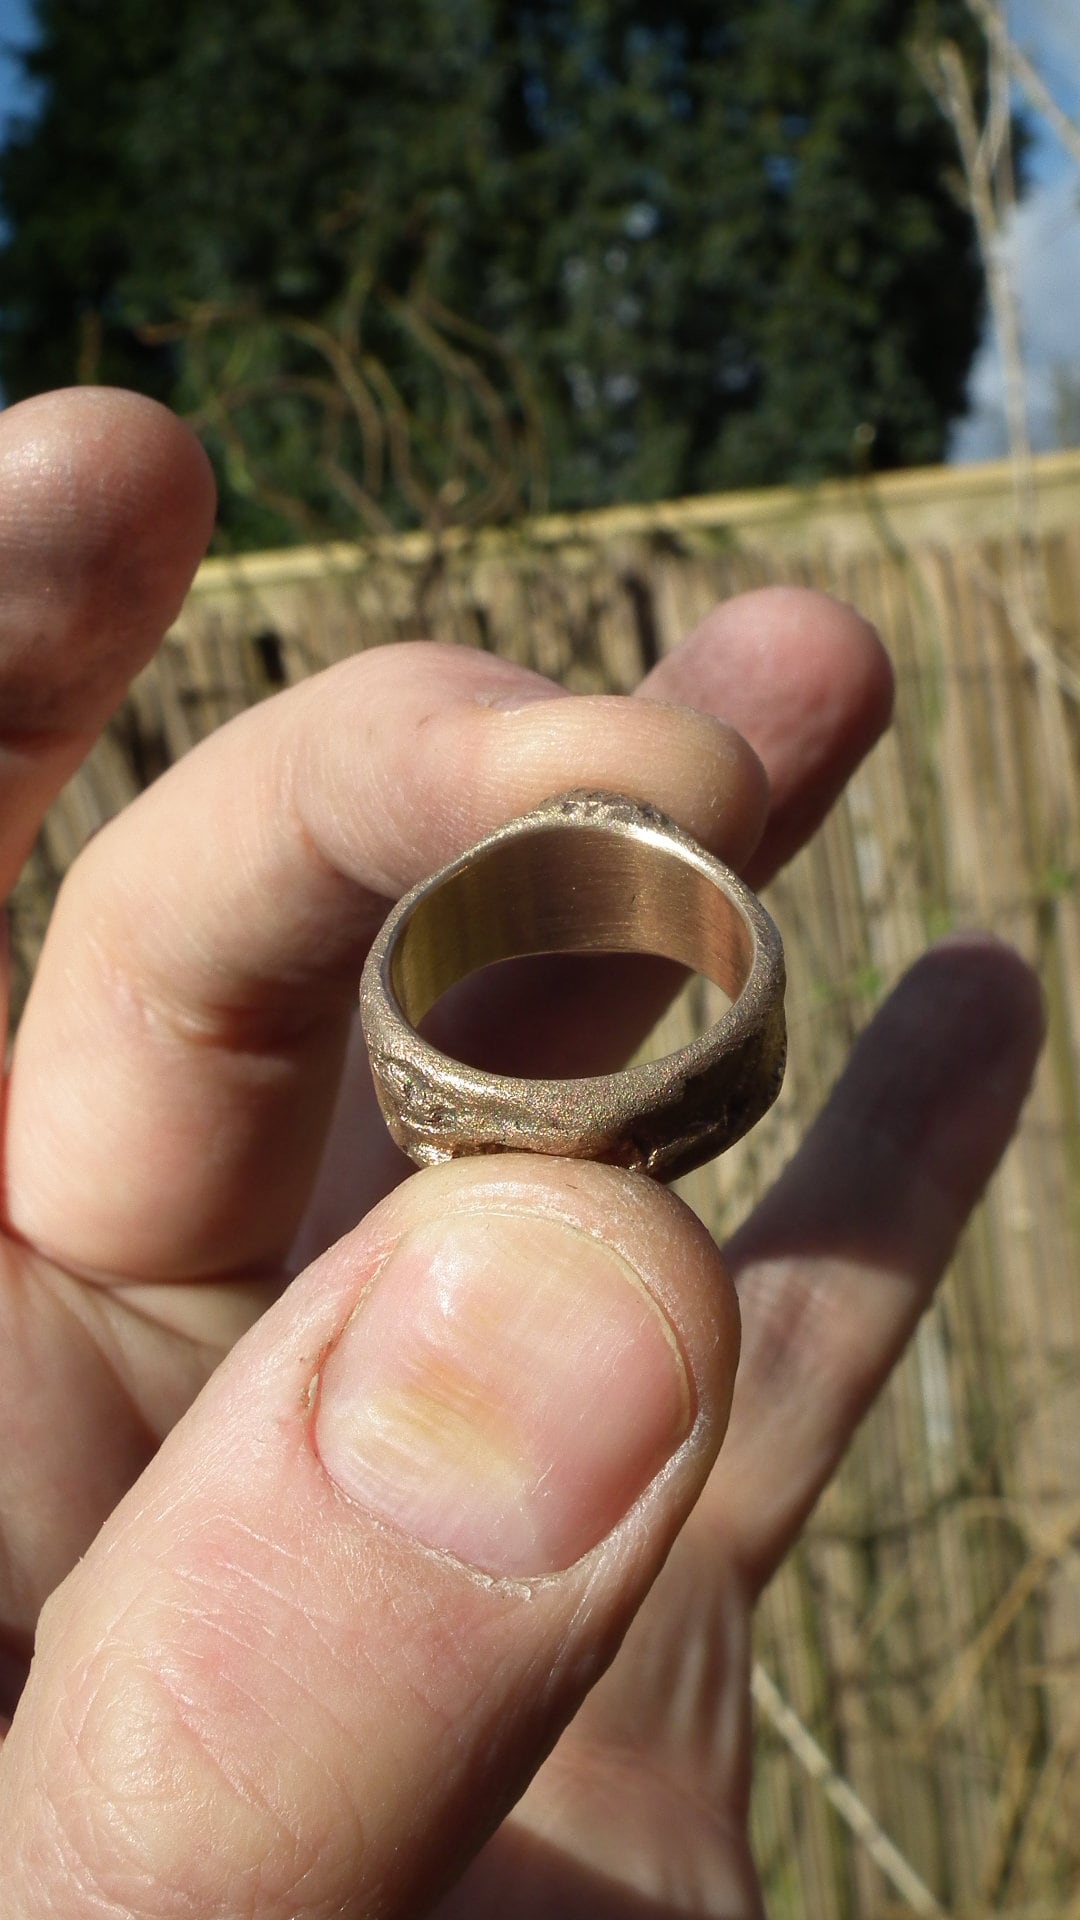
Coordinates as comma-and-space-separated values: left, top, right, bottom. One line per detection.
0, 387, 216, 903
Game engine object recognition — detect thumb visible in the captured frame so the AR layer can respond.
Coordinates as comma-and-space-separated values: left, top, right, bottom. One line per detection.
0, 1156, 739, 1920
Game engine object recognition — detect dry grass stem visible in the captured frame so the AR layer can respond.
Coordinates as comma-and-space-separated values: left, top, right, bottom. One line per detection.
752, 1665, 946, 1916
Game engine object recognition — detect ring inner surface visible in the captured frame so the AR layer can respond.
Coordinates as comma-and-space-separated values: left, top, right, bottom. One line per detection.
391, 824, 754, 1025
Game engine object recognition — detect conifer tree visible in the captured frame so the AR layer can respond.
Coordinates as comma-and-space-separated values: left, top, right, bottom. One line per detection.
0, 0, 989, 545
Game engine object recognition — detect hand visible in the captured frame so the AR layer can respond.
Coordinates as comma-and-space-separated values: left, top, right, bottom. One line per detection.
0, 390, 1043, 1919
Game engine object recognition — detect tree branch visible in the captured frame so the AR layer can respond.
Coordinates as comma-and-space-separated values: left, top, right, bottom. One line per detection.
966, 0, 1080, 172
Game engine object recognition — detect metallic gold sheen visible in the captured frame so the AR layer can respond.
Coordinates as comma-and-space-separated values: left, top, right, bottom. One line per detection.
359, 790, 786, 1182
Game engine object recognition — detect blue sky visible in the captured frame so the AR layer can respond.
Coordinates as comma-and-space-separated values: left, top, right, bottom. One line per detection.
0, 0, 1076, 464
0, 0, 35, 146
1010, 0, 1080, 183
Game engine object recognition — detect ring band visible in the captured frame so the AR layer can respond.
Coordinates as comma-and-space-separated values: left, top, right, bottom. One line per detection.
359, 790, 786, 1182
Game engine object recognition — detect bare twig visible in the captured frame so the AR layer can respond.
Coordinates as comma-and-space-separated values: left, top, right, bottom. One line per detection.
135, 272, 544, 541
966, 0, 1080, 172
917, 31, 1036, 528
283, 315, 388, 500
965, 549, 1080, 702
751, 1664, 946, 1917
922, 1504, 1080, 1739
919, 8, 1080, 865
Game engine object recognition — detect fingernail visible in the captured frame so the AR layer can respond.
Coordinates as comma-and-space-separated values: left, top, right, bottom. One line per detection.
314, 1211, 692, 1576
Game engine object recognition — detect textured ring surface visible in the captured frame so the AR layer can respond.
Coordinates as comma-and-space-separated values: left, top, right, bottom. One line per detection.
359, 789, 786, 1182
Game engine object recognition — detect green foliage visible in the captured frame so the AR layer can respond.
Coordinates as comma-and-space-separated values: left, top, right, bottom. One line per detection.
0, 0, 990, 546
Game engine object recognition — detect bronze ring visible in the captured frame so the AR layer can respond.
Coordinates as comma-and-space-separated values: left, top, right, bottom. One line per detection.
359, 790, 786, 1183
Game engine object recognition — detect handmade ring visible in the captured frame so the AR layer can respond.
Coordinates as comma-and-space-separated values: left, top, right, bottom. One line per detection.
359, 790, 786, 1183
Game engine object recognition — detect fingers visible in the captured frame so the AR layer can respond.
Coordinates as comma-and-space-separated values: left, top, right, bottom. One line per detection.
640, 586, 895, 888
5, 643, 765, 1282
0, 388, 216, 902
0, 915, 9, 1056
296, 586, 897, 1256
707, 936, 1045, 1593
476, 587, 895, 1063
427, 588, 894, 1086
6, 534, 894, 1295
0, 1157, 739, 1920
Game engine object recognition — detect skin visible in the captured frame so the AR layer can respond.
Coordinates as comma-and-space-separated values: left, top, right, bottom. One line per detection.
0, 388, 1045, 1919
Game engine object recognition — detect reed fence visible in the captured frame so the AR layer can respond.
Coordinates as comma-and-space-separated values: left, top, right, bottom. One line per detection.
11, 451, 1080, 1916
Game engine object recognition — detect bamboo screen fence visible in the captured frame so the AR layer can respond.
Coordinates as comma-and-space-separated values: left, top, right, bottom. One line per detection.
11, 453, 1080, 1917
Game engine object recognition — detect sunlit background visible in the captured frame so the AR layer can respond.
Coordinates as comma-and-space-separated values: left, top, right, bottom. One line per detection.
1, 0, 1078, 473
954, 0, 1080, 456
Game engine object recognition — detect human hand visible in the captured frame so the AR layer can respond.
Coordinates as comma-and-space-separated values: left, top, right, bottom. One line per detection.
0, 390, 1043, 1918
